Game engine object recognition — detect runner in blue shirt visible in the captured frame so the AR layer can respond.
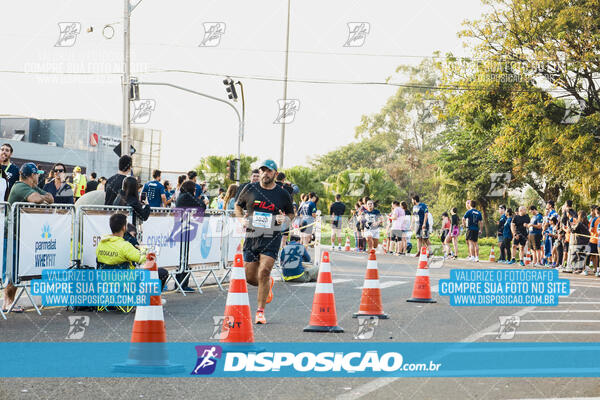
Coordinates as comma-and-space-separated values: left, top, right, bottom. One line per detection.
501, 209, 514, 264
142, 170, 167, 208
527, 205, 544, 266
298, 192, 317, 246
463, 200, 483, 261
411, 195, 430, 256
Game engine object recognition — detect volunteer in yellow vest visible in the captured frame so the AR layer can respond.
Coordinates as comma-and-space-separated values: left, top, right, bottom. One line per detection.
72, 166, 87, 200
96, 213, 146, 268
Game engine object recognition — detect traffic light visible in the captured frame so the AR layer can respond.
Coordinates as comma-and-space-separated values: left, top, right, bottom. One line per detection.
223, 78, 238, 101
227, 159, 236, 181
129, 77, 140, 100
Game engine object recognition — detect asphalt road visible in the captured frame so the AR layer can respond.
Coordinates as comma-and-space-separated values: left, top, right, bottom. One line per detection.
2, 248, 600, 400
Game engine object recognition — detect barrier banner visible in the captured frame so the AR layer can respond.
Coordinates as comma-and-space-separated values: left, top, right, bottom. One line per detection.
141, 213, 181, 267
80, 213, 131, 268
188, 214, 222, 266
18, 212, 72, 278
0, 205, 6, 282
226, 216, 244, 262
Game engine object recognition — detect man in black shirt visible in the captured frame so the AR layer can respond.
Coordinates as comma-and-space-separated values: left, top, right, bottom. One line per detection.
234, 169, 260, 201
86, 172, 99, 193
104, 155, 132, 205
275, 171, 297, 196
330, 194, 346, 250
511, 206, 530, 265
235, 160, 294, 325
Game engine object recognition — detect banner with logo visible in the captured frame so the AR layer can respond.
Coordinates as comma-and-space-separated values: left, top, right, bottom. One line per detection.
141, 213, 182, 268
18, 212, 73, 279
80, 213, 132, 267
187, 214, 222, 268
226, 216, 244, 262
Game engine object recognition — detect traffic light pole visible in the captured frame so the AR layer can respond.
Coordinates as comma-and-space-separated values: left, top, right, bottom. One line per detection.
136, 81, 244, 183
121, 0, 131, 156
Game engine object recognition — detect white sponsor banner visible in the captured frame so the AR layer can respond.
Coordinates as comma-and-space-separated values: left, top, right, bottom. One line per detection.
188, 214, 222, 267
141, 213, 181, 267
18, 212, 72, 278
81, 213, 131, 267
227, 216, 244, 262
0, 207, 5, 279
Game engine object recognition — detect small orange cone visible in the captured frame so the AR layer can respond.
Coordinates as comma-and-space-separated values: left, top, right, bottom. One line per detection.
489, 245, 496, 262
304, 252, 344, 332
353, 249, 388, 319
344, 237, 351, 252
382, 238, 388, 254
221, 254, 254, 343
113, 253, 183, 373
407, 247, 436, 303
524, 249, 531, 265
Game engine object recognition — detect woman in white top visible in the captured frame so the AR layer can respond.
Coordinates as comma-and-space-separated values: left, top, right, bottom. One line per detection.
0, 168, 7, 202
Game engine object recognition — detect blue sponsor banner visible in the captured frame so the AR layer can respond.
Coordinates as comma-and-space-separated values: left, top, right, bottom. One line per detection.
439, 269, 570, 306
0, 342, 600, 377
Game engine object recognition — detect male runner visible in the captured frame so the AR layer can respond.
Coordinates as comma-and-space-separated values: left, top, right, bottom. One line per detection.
235, 160, 294, 324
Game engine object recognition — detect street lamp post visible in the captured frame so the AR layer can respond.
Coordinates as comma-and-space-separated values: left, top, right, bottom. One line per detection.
122, 0, 131, 156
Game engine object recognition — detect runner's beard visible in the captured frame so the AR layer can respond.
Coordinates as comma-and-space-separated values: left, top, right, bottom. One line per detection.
261, 175, 274, 185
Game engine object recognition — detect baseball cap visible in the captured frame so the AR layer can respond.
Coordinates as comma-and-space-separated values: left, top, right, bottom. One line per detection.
20, 162, 44, 177
73, 166, 81, 172
259, 159, 278, 171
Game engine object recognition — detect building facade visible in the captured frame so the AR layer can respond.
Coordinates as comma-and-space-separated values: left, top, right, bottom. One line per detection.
0, 117, 161, 181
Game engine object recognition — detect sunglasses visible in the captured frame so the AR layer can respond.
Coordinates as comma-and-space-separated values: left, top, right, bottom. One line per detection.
54, 169, 64, 173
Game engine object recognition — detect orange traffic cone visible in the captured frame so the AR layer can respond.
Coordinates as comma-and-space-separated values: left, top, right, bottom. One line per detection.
304, 252, 344, 332
221, 254, 254, 343
524, 249, 531, 265
489, 245, 496, 262
113, 253, 183, 373
344, 237, 351, 252
353, 249, 388, 319
382, 238, 388, 254
407, 247, 436, 303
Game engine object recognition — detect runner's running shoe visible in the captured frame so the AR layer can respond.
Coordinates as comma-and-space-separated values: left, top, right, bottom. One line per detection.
255, 311, 266, 324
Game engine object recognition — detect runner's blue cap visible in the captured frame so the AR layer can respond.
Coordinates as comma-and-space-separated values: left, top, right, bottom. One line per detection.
259, 159, 278, 171
20, 162, 44, 177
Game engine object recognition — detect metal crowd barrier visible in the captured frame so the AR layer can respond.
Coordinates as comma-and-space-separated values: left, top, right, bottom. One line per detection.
0, 202, 8, 320
9, 202, 76, 315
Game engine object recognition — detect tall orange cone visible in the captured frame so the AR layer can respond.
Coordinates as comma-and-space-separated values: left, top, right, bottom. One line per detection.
221, 254, 254, 343
114, 253, 183, 373
407, 247, 436, 303
489, 245, 496, 262
344, 237, 351, 252
304, 252, 344, 332
353, 249, 388, 319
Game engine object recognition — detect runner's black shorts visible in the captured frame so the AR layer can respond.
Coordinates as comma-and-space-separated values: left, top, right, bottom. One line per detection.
466, 229, 479, 242
243, 235, 281, 262
514, 234, 527, 247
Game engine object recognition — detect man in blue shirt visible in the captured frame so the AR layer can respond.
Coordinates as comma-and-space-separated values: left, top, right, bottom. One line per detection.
528, 205, 544, 266
463, 200, 483, 261
142, 169, 166, 208
411, 195, 430, 256
497, 205, 507, 261
543, 200, 558, 264
280, 235, 316, 282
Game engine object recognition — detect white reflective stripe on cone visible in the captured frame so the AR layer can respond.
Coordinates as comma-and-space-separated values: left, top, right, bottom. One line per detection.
362, 279, 380, 289
416, 269, 430, 276
315, 282, 334, 293
225, 292, 250, 306
134, 305, 164, 321
150, 270, 158, 280
419, 255, 428, 262
320, 262, 331, 273
230, 267, 246, 279
367, 260, 378, 269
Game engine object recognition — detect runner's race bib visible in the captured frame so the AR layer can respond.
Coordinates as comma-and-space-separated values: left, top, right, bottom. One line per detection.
253, 212, 273, 229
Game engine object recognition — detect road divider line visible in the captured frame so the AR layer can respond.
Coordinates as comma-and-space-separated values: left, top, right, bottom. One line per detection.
482, 330, 600, 335
354, 281, 407, 290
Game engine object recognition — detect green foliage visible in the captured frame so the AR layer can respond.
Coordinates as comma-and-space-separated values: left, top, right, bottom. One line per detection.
194, 154, 258, 194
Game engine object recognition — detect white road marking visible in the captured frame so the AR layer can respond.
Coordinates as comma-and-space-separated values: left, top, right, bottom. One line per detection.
518, 320, 600, 323
292, 278, 353, 287
529, 310, 599, 313
354, 281, 407, 290
482, 330, 600, 335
